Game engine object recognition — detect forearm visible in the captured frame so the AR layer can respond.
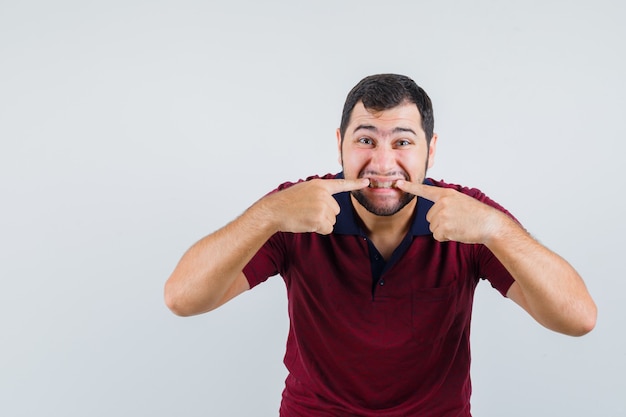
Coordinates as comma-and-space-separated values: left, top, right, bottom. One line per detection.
164, 199, 278, 316
486, 215, 597, 336
164, 177, 369, 316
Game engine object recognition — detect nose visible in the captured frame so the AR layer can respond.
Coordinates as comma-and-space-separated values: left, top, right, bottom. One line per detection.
370, 146, 395, 173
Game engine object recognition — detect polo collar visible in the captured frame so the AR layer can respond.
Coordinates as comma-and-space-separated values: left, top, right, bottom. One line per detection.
332, 172, 434, 236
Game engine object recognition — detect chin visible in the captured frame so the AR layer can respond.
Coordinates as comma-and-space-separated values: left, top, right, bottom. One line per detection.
351, 190, 416, 216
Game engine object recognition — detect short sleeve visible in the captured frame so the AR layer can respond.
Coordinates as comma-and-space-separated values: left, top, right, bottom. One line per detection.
476, 245, 515, 297
432, 179, 519, 297
242, 174, 335, 288
242, 232, 287, 289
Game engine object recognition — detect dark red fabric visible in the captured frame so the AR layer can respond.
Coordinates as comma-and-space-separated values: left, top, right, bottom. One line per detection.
243, 173, 516, 416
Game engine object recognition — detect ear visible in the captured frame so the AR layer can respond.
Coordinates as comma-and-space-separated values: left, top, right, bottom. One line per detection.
427, 133, 438, 169
336, 128, 343, 166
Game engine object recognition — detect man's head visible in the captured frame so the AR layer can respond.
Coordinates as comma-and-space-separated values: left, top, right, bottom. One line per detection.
339, 74, 435, 146
337, 74, 437, 217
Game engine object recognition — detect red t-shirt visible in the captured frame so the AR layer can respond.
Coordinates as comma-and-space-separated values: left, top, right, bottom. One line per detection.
243, 173, 516, 417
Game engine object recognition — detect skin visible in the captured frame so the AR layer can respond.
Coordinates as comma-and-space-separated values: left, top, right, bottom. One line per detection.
396, 179, 596, 336
337, 101, 437, 259
165, 100, 597, 336
164, 176, 369, 315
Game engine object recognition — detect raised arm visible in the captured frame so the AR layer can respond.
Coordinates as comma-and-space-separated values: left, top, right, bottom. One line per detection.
396, 180, 597, 336
164, 178, 369, 316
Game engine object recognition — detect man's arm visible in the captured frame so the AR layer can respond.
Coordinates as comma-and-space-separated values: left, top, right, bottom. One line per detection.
164, 178, 369, 316
484, 215, 596, 336
396, 180, 597, 336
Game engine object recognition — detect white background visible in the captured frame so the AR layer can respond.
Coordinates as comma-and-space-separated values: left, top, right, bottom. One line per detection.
1, 1, 624, 415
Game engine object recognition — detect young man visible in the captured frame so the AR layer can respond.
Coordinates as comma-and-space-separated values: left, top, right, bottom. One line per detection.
165, 74, 596, 416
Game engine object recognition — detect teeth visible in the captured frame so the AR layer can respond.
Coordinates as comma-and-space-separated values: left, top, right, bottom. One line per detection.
368, 180, 395, 189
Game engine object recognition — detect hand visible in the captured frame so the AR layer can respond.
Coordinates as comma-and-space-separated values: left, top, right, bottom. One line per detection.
260, 178, 369, 235
395, 180, 506, 244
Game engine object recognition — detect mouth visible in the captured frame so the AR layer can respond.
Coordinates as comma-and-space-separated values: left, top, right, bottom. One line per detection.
367, 179, 398, 189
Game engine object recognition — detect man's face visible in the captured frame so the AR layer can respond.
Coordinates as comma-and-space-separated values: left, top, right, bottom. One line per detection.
337, 101, 437, 216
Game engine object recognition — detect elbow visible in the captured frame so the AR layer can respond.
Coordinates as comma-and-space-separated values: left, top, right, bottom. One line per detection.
536, 298, 598, 337
566, 320, 596, 337
560, 300, 598, 337
164, 285, 191, 317
164, 281, 210, 317
570, 303, 598, 337
165, 299, 193, 318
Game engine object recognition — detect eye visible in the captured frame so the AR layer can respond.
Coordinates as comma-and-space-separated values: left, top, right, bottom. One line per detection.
358, 137, 374, 145
396, 139, 411, 147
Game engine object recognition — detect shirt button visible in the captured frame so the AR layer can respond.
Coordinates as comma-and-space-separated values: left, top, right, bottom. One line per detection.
379, 280, 385, 286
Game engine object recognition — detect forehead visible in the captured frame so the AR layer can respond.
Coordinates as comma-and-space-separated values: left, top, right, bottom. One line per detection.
347, 101, 425, 136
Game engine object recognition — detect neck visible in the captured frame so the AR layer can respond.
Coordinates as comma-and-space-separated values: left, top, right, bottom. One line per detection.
351, 196, 416, 240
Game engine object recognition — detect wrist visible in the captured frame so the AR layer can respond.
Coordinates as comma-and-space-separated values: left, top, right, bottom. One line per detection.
247, 194, 282, 235
482, 211, 522, 248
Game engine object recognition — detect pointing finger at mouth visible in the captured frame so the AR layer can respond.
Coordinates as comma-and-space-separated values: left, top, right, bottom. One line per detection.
395, 180, 444, 202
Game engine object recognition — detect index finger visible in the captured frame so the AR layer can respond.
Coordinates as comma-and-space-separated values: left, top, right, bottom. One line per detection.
395, 180, 444, 202
324, 178, 370, 195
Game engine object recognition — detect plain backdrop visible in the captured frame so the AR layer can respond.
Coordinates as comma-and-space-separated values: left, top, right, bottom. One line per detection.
1, 1, 624, 416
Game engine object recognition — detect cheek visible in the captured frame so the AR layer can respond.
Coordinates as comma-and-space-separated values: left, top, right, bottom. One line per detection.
394, 155, 429, 182
397, 153, 422, 172
341, 148, 367, 168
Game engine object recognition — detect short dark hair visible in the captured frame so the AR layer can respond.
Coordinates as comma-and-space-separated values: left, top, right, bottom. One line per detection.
339, 74, 434, 144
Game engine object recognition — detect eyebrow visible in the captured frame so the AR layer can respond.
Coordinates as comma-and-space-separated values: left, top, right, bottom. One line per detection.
352, 124, 417, 136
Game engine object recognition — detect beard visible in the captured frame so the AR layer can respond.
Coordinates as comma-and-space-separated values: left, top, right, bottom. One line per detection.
350, 186, 416, 216
351, 172, 415, 216
340, 149, 430, 216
